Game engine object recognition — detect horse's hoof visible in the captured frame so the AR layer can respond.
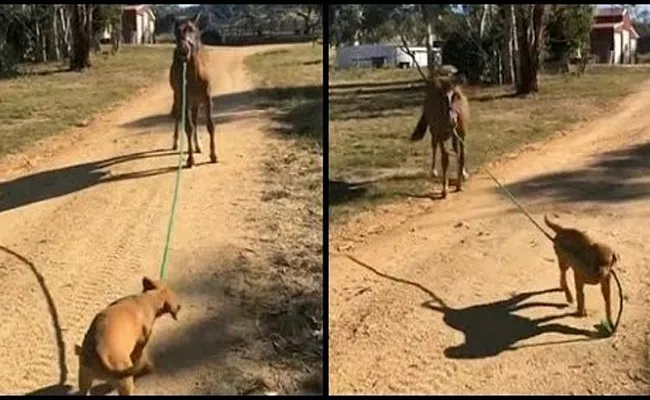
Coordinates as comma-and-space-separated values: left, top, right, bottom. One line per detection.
456, 186, 463, 192
195, 147, 202, 154
185, 160, 194, 169
430, 169, 439, 178
172, 144, 178, 151
210, 154, 217, 163
441, 191, 447, 199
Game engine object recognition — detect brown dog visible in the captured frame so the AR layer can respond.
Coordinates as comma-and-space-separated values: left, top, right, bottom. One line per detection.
544, 214, 620, 325
75, 277, 181, 395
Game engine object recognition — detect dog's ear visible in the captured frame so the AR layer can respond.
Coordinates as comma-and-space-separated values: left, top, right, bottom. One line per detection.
142, 276, 159, 292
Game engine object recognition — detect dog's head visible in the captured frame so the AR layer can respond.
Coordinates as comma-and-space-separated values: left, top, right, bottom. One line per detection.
142, 276, 182, 320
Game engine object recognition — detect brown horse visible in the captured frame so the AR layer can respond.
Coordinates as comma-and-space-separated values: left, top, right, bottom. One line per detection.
169, 15, 217, 168
410, 72, 469, 199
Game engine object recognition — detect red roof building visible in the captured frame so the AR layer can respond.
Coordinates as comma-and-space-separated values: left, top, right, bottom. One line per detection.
590, 6, 640, 64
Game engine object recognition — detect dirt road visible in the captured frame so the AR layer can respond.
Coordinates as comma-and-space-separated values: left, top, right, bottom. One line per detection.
330, 81, 650, 394
0, 44, 321, 395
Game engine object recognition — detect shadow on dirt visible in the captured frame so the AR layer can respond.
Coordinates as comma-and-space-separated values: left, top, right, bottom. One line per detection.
329, 179, 369, 206
343, 254, 601, 359
121, 85, 323, 144
25, 384, 74, 396
0, 149, 191, 214
421, 288, 599, 359
504, 141, 650, 204
328, 172, 459, 206
0, 246, 68, 393
147, 245, 322, 395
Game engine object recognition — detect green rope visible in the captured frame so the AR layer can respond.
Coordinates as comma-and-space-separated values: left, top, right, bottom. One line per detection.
159, 61, 187, 281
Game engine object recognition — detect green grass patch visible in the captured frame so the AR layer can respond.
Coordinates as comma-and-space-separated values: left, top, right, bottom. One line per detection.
329, 64, 650, 223
0, 44, 172, 158
244, 43, 323, 147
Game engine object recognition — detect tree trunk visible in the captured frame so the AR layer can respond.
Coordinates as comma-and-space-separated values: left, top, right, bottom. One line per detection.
511, 4, 520, 89
34, 15, 45, 63
499, 5, 514, 85
419, 5, 437, 75
515, 4, 546, 95
46, 5, 61, 61
69, 4, 91, 70
58, 6, 71, 59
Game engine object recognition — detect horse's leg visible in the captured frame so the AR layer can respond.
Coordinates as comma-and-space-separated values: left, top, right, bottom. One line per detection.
430, 128, 438, 178
456, 130, 466, 192
440, 138, 450, 199
172, 92, 180, 151
185, 101, 195, 168
191, 103, 201, 154
459, 130, 469, 180
204, 94, 217, 163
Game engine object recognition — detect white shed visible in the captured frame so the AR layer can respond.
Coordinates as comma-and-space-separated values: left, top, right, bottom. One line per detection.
335, 44, 441, 69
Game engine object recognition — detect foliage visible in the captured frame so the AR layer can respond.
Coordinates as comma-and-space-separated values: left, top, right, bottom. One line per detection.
440, 5, 504, 84
546, 5, 595, 61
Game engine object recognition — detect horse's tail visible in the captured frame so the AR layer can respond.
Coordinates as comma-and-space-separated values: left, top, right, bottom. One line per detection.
410, 113, 428, 142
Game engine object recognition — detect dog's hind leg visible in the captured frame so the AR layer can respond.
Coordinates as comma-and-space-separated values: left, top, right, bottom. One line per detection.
574, 271, 587, 317
132, 347, 155, 378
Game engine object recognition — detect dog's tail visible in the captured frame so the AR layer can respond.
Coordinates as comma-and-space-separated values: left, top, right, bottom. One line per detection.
410, 113, 428, 142
543, 214, 563, 236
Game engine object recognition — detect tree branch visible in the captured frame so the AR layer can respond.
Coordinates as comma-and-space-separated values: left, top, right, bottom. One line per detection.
397, 30, 428, 81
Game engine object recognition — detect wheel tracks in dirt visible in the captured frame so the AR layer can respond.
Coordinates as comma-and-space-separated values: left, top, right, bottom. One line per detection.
60, 181, 167, 385
0, 170, 167, 393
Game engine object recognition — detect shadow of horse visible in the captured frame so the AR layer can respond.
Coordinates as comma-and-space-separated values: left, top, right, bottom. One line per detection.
343, 254, 600, 360
0, 149, 184, 214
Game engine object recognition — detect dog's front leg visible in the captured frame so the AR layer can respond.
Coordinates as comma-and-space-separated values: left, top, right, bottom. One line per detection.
558, 256, 573, 304
115, 376, 135, 396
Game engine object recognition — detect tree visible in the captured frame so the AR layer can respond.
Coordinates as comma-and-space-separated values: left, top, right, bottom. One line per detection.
328, 4, 364, 47
291, 5, 321, 35
69, 4, 93, 71
514, 4, 548, 95
546, 5, 595, 69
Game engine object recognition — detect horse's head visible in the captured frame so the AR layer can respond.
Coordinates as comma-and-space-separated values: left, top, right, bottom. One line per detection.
174, 14, 201, 62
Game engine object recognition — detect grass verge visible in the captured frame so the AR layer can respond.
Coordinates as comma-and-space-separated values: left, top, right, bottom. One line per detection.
0, 45, 172, 158
245, 43, 323, 147
217, 43, 323, 394
329, 64, 650, 223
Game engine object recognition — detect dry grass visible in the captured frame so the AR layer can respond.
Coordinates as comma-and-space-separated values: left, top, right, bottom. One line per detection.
329, 64, 650, 223
227, 43, 323, 394
245, 44, 323, 147
0, 45, 172, 158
